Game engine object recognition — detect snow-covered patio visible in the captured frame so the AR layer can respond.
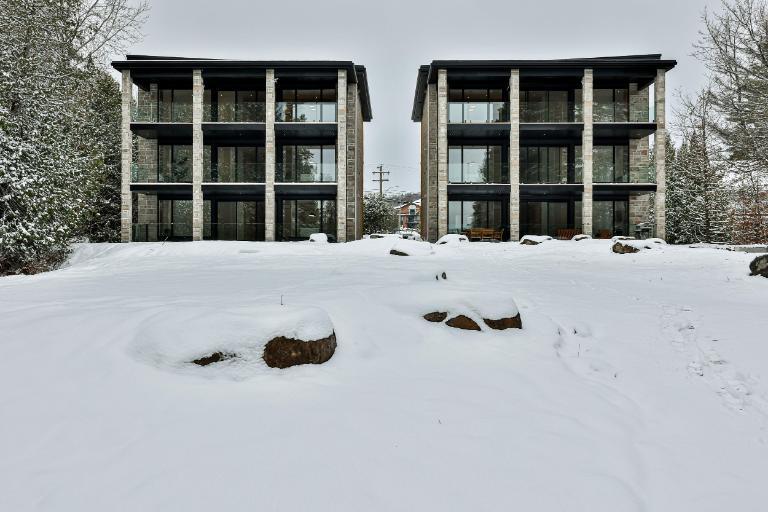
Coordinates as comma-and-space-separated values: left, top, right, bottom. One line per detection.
1, 239, 767, 511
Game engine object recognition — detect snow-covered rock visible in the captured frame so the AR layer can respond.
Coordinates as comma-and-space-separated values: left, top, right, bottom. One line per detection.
612, 239, 663, 254
389, 239, 435, 257
309, 233, 328, 243
749, 254, 768, 278
418, 291, 522, 331
520, 235, 553, 246
611, 235, 636, 242
572, 234, 592, 241
436, 233, 469, 245
130, 305, 336, 378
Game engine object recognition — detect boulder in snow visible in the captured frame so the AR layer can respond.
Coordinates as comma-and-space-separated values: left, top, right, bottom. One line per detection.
612, 239, 661, 254
390, 249, 409, 256
423, 312, 448, 323
611, 235, 636, 242
309, 233, 328, 243
446, 315, 482, 331
520, 235, 552, 246
572, 234, 591, 241
191, 351, 237, 366
436, 234, 469, 245
389, 240, 435, 257
749, 254, 768, 278
263, 333, 337, 369
484, 314, 523, 330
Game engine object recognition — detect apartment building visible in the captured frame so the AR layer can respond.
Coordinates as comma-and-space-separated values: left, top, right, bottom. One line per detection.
112, 56, 371, 242
412, 55, 676, 241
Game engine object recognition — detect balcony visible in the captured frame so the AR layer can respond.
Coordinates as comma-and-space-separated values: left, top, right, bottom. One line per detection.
131, 163, 192, 183
204, 102, 265, 123
204, 162, 266, 183
276, 102, 337, 123
276, 163, 337, 183
448, 102, 508, 124
132, 223, 193, 241
132, 103, 193, 123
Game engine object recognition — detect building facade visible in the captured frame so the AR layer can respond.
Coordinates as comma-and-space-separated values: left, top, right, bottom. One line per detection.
396, 200, 421, 230
412, 55, 676, 242
112, 56, 371, 242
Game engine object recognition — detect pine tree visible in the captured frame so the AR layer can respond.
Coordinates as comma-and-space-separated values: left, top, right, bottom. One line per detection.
0, 0, 148, 274
363, 193, 398, 234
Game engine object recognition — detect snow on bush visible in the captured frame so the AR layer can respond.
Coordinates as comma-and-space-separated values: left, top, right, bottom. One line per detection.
130, 305, 335, 379
309, 233, 328, 243
436, 234, 469, 245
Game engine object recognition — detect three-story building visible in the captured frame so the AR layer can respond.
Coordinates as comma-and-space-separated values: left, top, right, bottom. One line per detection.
112, 56, 371, 242
412, 55, 676, 241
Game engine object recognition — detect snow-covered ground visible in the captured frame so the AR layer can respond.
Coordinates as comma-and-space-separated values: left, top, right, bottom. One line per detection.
1, 239, 767, 511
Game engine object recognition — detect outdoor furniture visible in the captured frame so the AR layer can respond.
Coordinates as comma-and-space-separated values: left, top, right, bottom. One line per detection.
465, 228, 504, 242
556, 228, 578, 240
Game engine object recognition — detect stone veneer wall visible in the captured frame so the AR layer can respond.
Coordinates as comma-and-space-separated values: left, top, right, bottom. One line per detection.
425, 84, 438, 242
336, 69, 348, 243
120, 70, 132, 242
436, 70, 448, 239
629, 193, 654, 230
356, 88, 364, 240
345, 81, 360, 241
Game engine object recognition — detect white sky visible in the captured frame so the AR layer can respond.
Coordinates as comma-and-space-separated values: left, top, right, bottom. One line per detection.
116, 0, 722, 193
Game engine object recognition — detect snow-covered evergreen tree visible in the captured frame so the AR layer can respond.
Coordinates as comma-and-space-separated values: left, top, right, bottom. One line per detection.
667, 92, 732, 244
0, 0, 147, 274
363, 193, 398, 234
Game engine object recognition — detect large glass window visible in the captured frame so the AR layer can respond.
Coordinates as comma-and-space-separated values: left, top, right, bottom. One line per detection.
278, 145, 336, 182
204, 89, 266, 122
593, 145, 629, 183
521, 90, 571, 122
204, 146, 265, 183
158, 145, 192, 182
158, 199, 193, 239
593, 200, 629, 238
448, 146, 508, 183
448, 87, 508, 123
276, 88, 337, 122
521, 147, 568, 184
204, 200, 265, 241
158, 89, 192, 122
594, 88, 629, 122
279, 199, 337, 241
521, 201, 569, 237
447, 200, 505, 233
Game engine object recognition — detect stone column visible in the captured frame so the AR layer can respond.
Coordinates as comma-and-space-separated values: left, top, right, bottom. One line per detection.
437, 69, 448, 238
336, 69, 348, 243
509, 69, 521, 241
120, 70, 132, 242
265, 69, 276, 241
192, 70, 204, 241
425, 84, 439, 242
581, 69, 594, 237
654, 69, 667, 240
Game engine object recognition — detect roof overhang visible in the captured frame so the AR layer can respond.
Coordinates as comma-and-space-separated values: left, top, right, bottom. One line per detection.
412, 55, 677, 121
112, 56, 372, 122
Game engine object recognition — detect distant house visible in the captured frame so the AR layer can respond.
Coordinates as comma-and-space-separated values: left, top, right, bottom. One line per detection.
395, 200, 421, 230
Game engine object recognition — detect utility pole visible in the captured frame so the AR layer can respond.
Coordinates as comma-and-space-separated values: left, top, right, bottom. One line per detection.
372, 165, 390, 196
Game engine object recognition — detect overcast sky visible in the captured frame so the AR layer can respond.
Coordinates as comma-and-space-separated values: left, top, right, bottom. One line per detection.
117, 0, 722, 193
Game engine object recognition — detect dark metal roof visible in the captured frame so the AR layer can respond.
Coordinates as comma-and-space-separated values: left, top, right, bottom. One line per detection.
411, 55, 677, 121
112, 55, 372, 121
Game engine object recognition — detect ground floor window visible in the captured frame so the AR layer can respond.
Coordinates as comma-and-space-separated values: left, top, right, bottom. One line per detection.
593, 200, 628, 238
278, 199, 336, 241
157, 199, 192, 239
448, 200, 505, 233
521, 201, 571, 237
204, 200, 265, 241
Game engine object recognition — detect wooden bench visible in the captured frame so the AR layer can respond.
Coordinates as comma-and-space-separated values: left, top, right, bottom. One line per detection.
555, 228, 579, 240
465, 228, 504, 242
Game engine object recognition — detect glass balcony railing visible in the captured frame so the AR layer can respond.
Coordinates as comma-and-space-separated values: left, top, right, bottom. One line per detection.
132, 223, 193, 241
630, 164, 656, 183
204, 102, 265, 123
448, 165, 510, 184
131, 104, 193, 123
131, 163, 192, 183
276, 102, 337, 122
276, 163, 337, 183
203, 163, 266, 183
448, 102, 509, 123
203, 223, 265, 241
